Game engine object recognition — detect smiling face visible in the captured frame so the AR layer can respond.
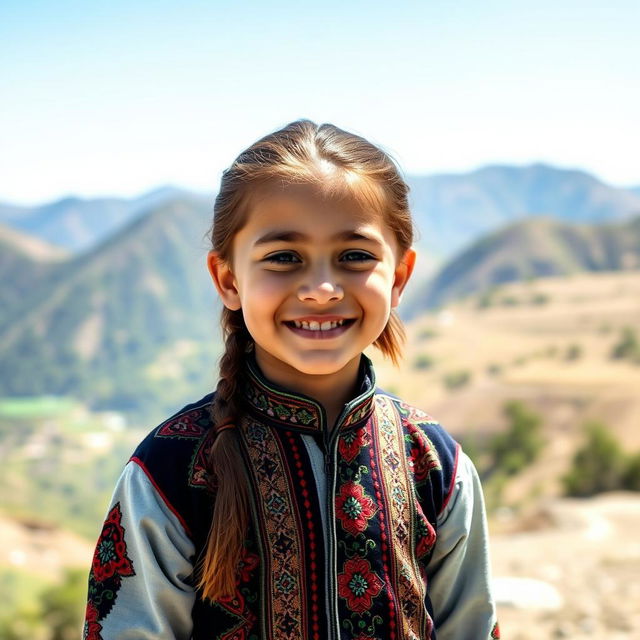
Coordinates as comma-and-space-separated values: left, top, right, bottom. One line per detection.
208, 185, 415, 395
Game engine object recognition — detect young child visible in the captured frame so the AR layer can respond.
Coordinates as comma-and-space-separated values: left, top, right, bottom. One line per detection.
84, 120, 499, 640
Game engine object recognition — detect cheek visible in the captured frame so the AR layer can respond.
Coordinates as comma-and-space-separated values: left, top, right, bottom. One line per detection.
359, 269, 395, 299
240, 273, 289, 313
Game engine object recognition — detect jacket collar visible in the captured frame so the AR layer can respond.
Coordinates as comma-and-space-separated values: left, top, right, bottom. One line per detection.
242, 353, 377, 435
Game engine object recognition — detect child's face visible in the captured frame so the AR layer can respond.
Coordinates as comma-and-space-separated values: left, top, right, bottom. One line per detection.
208, 186, 415, 391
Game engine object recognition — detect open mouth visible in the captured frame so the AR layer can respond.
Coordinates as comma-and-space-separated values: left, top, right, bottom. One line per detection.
284, 318, 356, 338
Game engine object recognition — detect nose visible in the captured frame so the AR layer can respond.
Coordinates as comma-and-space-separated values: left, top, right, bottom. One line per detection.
297, 263, 344, 304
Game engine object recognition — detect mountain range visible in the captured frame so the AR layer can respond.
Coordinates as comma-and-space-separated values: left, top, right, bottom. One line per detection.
405, 214, 640, 315
3, 164, 639, 260
1, 162, 639, 418
0, 196, 219, 417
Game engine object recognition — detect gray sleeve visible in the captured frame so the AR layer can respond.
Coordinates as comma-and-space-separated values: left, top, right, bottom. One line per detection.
85, 460, 196, 639
426, 451, 499, 640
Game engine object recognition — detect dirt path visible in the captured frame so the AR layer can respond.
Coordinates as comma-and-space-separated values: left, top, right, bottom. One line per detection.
491, 492, 640, 638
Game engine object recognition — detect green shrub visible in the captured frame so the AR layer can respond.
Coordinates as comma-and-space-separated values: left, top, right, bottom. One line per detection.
413, 354, 435, 370
562, 421, 627, 497
611, 327, 640, 362
487, 363, 502, 376
622, 452, 640, 491
477, 285, 502, 309
418, 327, 438, 341
488, 400, 544, 477
443, 370, 471, 390
530, 293, 550, 305
565, 343, 583, 361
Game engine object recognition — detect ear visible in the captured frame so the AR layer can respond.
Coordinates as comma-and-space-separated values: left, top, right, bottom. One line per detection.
390, 248, 416, 308
206, 251, 242, 311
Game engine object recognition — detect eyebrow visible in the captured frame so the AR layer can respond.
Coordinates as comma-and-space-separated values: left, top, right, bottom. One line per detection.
254, 230, 381, 246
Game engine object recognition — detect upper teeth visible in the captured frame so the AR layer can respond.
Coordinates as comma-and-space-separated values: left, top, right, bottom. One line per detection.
293, 319, 346, 331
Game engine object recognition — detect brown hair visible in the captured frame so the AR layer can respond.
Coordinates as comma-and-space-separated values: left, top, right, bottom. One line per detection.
198, 119, 414, 600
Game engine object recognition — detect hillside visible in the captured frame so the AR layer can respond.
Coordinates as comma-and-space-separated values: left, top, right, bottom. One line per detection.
2, 164, 639, 261
0, 185, 201, 252
0, 196, 221, 418
404, 214, 640, 315
407, 163, 640, 259
372, 269, 640, 507
0, 224, 70, 319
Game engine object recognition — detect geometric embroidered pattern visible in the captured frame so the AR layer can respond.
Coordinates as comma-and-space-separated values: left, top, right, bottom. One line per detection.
376, 395, 430, 640
241, 418, 304, 639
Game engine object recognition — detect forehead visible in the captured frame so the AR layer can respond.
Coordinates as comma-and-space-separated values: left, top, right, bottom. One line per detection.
239, 185, 394, 244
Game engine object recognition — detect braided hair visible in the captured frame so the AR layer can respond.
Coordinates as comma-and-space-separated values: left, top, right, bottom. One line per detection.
198, 119, 414, 600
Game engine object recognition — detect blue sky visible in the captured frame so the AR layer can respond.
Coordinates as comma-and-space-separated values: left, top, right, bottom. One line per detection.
1, 0, 639, 204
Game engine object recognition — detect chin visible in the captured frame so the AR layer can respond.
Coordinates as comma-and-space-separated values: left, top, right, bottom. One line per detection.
291, 356, 356, 376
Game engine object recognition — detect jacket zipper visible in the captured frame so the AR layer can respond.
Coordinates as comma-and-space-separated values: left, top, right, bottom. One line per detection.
324, 430, 340, 640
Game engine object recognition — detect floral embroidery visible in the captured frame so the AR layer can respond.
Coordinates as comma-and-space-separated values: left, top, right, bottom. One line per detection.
406, 422, 441, 483
338, 426, 370, 462
85, 503, 135, 636
337, 557, 384, 614
415, 514, 436, 559
335, 481, 377, 537
91, 503, 134, 582
156, 408, 206, 438
244, 356, 375, 432
83, 603, 103, 640
237, 548, 260, 584
189, 430, 216, 489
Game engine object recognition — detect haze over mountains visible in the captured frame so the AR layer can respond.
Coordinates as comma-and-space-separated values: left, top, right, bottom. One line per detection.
406, 214, 640, 314
0, 186, 203, 253
3, 163, 639, 258
1, 162, 639, 418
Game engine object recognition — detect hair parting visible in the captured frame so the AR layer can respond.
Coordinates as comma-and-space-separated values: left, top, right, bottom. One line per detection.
199, 119, 414, 599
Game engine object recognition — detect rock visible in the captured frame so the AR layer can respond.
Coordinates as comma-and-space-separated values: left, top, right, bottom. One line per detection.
493, 577, 564, 611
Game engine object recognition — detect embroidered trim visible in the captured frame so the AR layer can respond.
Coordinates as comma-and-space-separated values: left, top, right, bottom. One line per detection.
155, 408, 207, 438
376, 395, 430, 640
243, 355, 376, 433
187, 429, 217, 491
241, 419, 305, 639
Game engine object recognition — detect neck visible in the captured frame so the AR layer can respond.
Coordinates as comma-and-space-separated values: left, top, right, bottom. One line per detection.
253, 348, 363, 431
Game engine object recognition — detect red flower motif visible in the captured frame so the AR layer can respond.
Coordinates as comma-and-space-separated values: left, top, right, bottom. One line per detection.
237, 548, 260, 583
415, 510, 436, 558
338, 427, 370, 462
409, 445, 439, 482
91, 503, 135, 583
337, 557, 384, 614
83, 602, 103, 640
335, 481, 377, 537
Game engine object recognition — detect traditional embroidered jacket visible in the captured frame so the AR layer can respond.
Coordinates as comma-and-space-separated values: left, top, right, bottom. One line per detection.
84, 354, 499, 640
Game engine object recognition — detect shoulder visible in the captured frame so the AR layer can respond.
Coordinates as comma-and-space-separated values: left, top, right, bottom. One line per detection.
128, 393, 218, 543
132, 393, 216, 478
374, 388, 461, 517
